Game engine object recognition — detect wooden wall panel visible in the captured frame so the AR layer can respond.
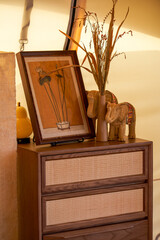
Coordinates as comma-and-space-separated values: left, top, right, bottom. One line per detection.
0, 52, 18, 240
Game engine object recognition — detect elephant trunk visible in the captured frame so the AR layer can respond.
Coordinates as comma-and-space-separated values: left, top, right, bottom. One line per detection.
105, 108, 112, 123
105, 103, 118, 123
87, 96, 98, 119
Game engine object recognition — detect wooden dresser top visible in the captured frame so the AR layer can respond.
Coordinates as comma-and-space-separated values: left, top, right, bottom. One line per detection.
17, 138, 152, 156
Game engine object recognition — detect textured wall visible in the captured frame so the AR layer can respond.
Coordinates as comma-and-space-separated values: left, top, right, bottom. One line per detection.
0, 52, 18, 240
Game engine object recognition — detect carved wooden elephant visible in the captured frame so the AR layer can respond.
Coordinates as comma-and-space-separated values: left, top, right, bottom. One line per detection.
105, 102, 136, 141
87, 90, 118, 119
86, 90, 118, 130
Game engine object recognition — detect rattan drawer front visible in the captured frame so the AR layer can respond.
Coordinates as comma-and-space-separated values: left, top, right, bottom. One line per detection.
44, 151, 143, 188
43, 186, 146, 232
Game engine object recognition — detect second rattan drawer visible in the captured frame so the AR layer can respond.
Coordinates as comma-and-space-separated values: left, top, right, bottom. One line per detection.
42, 184, 147, 233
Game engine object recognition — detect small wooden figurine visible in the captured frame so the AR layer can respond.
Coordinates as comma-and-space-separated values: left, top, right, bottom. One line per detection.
105, 102, 136, 141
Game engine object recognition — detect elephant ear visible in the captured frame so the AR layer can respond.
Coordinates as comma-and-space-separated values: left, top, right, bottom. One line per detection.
119, 104, 129, 121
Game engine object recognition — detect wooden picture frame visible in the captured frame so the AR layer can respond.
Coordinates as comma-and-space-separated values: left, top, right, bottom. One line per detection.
16, 50, 95, 145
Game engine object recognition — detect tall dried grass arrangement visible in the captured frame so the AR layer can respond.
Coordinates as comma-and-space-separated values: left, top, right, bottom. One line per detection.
60, 0, 132, 95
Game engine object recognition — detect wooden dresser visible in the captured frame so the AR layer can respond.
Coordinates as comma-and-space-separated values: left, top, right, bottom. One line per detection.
17, 138, 153, 240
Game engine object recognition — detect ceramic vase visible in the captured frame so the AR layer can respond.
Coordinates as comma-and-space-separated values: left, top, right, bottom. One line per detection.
96, 94, 108, 142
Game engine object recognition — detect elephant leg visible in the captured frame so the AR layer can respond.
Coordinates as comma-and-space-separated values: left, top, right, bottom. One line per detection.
128, 123, 136, 138
118, 122, 126, 141
109, 124, 116, 140
92, 118, 97, 130
115, 126, 119, 138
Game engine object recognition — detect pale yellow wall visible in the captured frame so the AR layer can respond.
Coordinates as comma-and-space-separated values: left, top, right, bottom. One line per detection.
0, 0, 160, 239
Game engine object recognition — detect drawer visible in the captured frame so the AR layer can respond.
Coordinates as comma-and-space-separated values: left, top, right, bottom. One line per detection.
42, 149, 147, 193
42, 184, 147, 233
43, 219, 148, 240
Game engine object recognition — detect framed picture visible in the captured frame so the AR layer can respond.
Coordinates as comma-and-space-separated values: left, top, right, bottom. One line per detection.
16, 50, 95, 145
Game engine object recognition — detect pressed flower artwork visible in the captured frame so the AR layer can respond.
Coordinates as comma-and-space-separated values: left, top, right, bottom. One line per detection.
16, 51, 95, 145
36, 66, 71, 130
